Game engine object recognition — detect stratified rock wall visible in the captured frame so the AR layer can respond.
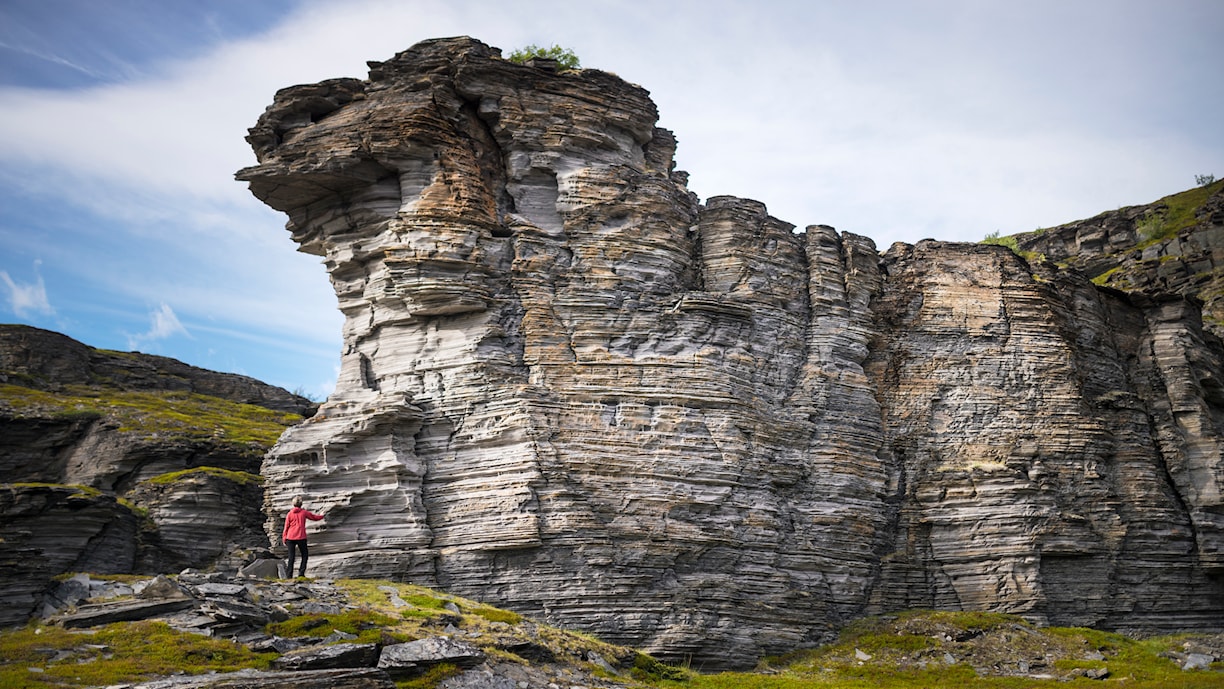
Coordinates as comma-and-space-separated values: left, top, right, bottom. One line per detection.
863, 242, 1224, 631
239, 37, 1224, 668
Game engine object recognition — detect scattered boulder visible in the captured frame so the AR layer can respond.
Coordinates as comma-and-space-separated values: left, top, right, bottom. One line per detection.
377, 637, 486, 678
272, 642, 380, 671
112, 667, 395, 688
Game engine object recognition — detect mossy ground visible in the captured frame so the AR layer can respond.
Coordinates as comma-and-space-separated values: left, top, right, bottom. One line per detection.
4, 584, 1220, 689
0, 621, 275, 688
661, 611, 1224, 689
0, 383, 301, 448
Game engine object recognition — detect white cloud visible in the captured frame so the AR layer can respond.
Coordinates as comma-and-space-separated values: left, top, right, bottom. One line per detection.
127, 302, 189, 351
0, 261, 54, 317
0, 0, 1220, 392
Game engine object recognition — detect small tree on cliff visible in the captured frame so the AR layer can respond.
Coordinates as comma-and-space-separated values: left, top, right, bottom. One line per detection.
507, 44, 581, 70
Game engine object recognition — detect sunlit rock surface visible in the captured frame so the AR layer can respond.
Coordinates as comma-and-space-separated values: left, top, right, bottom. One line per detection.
0, 325, 307, 625
239, 36, 1224, 668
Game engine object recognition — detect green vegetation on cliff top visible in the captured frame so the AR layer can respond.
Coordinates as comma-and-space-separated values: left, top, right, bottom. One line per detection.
1135, 177, 1224, 245
984, 178, 1224, 253
507, 43, 581, 70
0, 383, 300, 448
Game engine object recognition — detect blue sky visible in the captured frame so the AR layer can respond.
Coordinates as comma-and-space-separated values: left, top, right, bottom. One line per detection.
1, 0, 1221, 400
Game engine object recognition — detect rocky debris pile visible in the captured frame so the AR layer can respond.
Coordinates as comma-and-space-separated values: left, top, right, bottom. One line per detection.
239, 35, 1224, 668
34, 570, 641, 689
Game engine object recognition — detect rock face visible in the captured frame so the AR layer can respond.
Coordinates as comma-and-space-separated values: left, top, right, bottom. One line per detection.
1012, 181, 1224, 340
0, 325, 311, 626
0, 485, 137, 627
239, 37, 1224, 668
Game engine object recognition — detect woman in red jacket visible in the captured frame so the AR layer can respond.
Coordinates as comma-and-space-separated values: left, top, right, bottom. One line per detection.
281, 496, 324, 578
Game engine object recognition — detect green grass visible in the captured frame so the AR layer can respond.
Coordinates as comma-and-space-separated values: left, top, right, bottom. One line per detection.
265, 609, 405, 645
0, 383, 300, 447
395, 661, 464, 689
1134, 178, 1224, 246
980, 232, 1045, 264
141, 466, 264, 487
0, 621, 275, 688
2, 482, 102, 498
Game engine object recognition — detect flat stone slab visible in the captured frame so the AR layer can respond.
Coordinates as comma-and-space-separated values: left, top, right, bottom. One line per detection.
378, 637, 485, 677
112, 667, 395, 688
53, 596, 196, 628
271, 642, 380, 671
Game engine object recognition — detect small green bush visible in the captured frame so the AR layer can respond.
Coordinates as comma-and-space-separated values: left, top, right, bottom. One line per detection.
507, 44, 581, 70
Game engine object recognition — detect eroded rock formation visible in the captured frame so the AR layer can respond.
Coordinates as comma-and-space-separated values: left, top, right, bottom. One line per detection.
0, 325, 310, 625
239, 37, 1224, 668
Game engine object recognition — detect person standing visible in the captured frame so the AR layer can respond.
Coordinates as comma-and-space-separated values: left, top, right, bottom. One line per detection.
281, 496, 324, 578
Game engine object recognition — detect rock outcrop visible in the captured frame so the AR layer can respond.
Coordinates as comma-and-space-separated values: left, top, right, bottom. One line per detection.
1011, 180, 1224, 339
238, 37, 1224, 668
33, 571, 642, 689
0, 325, 311, 625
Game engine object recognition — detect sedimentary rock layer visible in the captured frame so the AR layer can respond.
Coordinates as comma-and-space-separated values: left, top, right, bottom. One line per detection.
239, 37, 1224, 668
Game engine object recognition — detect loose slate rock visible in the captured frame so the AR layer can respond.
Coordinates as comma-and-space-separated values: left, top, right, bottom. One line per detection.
271, 642, 380, 671
378, 636, 486, 677
115, 667, 395, 688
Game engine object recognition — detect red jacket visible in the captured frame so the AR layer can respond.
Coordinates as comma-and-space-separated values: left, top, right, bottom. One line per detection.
282, 506, 323, 541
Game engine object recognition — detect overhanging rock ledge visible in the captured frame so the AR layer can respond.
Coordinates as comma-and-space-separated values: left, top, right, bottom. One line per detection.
237, 36, 1224, 669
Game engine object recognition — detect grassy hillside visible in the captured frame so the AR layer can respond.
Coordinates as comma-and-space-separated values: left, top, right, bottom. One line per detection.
0, 383, 301, 449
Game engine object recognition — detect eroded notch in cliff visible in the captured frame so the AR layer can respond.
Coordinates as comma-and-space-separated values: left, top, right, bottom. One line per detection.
458, 98, 516, 237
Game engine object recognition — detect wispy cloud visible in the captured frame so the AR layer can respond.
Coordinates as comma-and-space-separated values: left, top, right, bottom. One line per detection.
0, 0, 1219, 396
0, 38, 111, 81
0, 260, 53, 317
126, 302, 189, 351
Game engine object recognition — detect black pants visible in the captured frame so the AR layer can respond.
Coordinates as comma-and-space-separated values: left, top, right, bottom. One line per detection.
286, 539, 309, 577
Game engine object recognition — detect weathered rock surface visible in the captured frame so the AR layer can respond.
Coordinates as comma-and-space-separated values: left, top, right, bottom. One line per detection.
239, 36, 1224, 668
36, 572, 643, 689
1012, 181, 1224, 339
127, 469, 271, 573
0, 325, 305, 626
0, 484, 137, 626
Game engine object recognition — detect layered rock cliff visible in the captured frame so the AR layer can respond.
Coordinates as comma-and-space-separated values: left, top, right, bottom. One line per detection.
0, 325, 311, 625
238, 37, 1224, 669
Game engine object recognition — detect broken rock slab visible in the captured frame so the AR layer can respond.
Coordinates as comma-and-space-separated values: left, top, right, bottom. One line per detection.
271, 642, 380, 671
110, 667, 395, 689
51, 577, 195, 628
377, 636, 486, 678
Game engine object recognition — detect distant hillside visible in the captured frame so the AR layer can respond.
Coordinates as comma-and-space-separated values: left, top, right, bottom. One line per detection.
0, 324, 313, 626
998, 178, 1224, 338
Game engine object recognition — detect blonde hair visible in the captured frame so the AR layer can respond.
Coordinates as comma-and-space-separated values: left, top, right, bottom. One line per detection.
293, 496, 303, 507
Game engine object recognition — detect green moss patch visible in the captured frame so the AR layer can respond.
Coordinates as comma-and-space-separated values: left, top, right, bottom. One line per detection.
266, 609, 404, 645
673, 611, 1223, 689
0, 621, 274, 688
142, 466, 263, 486
0, 383, 300, 448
